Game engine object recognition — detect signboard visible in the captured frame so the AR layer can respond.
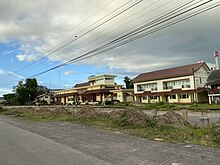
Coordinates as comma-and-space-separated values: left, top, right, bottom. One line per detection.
214, 51, 218, 57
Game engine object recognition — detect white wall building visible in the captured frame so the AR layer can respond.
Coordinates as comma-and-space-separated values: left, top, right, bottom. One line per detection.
133, 62, 210, 104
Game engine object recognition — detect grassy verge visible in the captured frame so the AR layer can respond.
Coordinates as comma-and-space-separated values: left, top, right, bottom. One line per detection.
129, 102, 220, 112
0, 107, 219, 148
139, 102, 181, 111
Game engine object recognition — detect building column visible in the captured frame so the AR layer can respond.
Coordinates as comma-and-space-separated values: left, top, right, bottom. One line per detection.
208, 96, 211, 104
148, 95, 150, 104
177, 94, 180, 103
64, 96, 66, 105
100, 93, 103, 102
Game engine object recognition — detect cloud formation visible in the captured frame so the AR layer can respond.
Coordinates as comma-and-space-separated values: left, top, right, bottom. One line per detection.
64, 71, 76, 76
0, 0, 220, 78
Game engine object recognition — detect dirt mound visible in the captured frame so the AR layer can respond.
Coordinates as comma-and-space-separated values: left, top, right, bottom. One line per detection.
53, 108, 71, 116
31, 108, 54, 118
110, 108, 154, 127
155, 111, 190, 128
108, 110, 123, 119
74, 106, 97, 120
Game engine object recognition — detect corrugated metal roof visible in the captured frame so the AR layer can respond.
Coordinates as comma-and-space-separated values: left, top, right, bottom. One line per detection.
207, 69, 220, 85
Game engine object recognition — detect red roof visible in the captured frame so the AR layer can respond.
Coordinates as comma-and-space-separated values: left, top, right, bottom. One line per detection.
133, 62, 207, 83
73, 82, 90, 88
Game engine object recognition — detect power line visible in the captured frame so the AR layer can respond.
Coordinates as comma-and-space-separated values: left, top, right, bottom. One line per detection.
21, 0, 144, 76
0, 0, 118, 81
1, 0, 219, 86
30, 0, 217, 77
6, 0, 134, 75
24, 0, 175, 75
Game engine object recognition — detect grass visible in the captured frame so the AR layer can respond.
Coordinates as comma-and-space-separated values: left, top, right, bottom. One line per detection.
139, 102, 181, 111
0, 107, 219, 148
130, 102, 220, 112
188, 104, 220, 111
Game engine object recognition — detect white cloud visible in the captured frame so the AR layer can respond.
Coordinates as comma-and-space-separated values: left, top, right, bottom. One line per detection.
16, 54, 40, 62
0, 69, 7, 76
0, 0, 220, 77
0, 88, 13, 97
64, 71, 76, 76
64, 84, 71, 88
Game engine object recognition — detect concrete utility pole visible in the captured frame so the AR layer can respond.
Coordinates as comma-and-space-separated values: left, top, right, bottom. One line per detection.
192, 68, 198, 104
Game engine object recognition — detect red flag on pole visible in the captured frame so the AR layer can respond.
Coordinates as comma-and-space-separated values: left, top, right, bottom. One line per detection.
214, 51, 218, 57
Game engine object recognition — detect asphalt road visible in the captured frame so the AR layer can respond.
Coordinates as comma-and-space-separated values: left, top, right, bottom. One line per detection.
0, 115, 219, 165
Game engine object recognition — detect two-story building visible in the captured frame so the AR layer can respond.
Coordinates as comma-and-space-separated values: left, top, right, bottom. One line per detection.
133, 62, 210, 104
55, 74, 133, 105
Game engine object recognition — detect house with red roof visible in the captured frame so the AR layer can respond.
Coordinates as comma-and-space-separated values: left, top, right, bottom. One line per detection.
133, 62, 210, 104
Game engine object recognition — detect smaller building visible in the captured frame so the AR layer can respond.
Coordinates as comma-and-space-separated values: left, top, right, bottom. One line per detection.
111, 89, 134, 102
36, 89, 63, 105
206, 69, 220, 104
36, 93, 53, 105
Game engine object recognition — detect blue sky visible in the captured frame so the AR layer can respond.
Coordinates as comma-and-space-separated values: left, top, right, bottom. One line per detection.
0, 0, 220, 96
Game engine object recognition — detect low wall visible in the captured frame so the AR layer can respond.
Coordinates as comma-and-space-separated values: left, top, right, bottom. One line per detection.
2, 106, 124, 112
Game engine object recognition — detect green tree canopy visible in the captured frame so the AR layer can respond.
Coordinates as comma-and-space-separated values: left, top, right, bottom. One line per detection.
5, 78, 48, 105
124, 76, 134, 89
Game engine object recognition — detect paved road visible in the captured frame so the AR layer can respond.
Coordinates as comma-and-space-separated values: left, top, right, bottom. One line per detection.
0, 115, 219, 165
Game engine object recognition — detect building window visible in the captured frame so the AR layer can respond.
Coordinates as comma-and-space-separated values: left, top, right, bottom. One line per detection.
142, 96, 147, 100
150, 96, 157, 100
170, 95, 176, 99
182, 84, 191, 88
200, 77, 202, 84
96, 78, 104, 81
137, 85, 144, 92
105, 86, 115, 89
179, 94, 189, 99
137, 83, 157, 92
105, 78, 114, 80
68, 98, 73, 101
163, 79, 190, 89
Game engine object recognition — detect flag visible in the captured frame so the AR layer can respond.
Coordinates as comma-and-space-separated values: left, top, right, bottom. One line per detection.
214, 51, 218, 57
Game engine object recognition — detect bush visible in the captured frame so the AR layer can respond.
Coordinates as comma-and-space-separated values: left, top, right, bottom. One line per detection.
104, 100, 112, 105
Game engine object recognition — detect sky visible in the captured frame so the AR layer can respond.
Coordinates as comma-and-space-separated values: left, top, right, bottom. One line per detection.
0, 0, 220, 96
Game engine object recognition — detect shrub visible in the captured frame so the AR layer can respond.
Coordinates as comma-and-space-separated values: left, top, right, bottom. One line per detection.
104, 100, 112, 105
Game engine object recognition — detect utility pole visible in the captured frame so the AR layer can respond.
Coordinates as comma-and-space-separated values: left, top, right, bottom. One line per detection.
192, 68, 198, 105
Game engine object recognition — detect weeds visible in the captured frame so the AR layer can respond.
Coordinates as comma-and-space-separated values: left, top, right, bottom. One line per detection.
0, 106, 219, 148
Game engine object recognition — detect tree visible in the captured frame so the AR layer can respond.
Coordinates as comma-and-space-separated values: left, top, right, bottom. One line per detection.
25, 78, 38, 102
3, 78, 48, 106
124, 76, 134, 89
3, 93, 18, 105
